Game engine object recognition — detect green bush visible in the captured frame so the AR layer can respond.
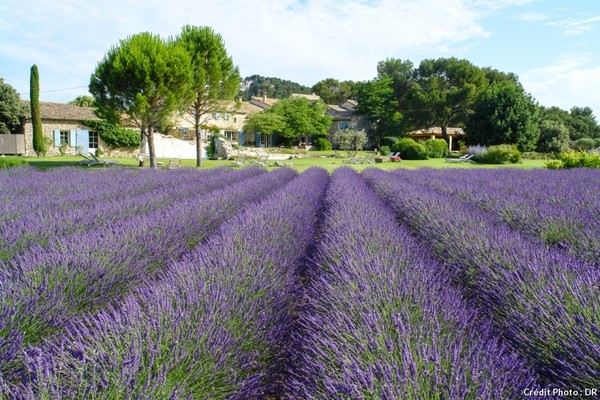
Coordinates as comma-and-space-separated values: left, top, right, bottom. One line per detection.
544, 160, 564, 169
311, 132, 329, 141
479, 144, 522, 164
95, 148, 104, 157
58, 141, 68, 156
378, 145, 391, 156
424, 139, 449, 158
558, 151, 600, 168
0, 157, 28, 169
572, 137, 596, 151
381, 136, 399, 148
83, 119, 141, 148
313, 137, 332, 151
391, 138, 428, 160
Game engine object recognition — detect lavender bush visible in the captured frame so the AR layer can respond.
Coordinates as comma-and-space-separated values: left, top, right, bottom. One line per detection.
2, 168, 329, 398
286, 168, 540, 399
364, 168, 600, 388
0, 167, 296, 380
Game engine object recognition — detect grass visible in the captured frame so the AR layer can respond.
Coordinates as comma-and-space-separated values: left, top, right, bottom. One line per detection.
13, 152, 549, 172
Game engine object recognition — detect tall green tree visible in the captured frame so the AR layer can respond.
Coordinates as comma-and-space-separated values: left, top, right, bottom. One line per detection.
465, 81, 540, 151
537, 119, 571, 154
407, 57, 487, 142
30, 65, 46, 156
311, 78, 356, 105
0, 78, 25, 135
243, 97, 332, 147
90, 32, 194, 168
355, 77, 402, 147
177, 25, 241, 167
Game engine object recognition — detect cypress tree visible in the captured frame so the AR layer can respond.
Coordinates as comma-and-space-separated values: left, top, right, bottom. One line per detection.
30, 64, 46, 156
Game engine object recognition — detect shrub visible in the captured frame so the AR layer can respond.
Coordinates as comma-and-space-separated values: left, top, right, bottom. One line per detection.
424, 139, 449, 158
378, 145, 390, 156
544, 160, 564, 169
391, 138, 428, 160
311, 132, 329, 141
381, 136, 399, 148
331, 129, 367, 155
95, 148, 104, 157
558, 151, 600, 169
58, 141, 68, 156
83, 120, 141, 149
480, 144, 522, 164
0, 157, 27, 169
466, 145, 488, 162
313, 138, 332, 151
572, 137, 596, 151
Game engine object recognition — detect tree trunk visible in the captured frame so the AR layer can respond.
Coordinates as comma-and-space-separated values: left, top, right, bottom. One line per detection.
196, 128, 203, 167
441, 124, 450, 145
147, 126, 158, 169
138, 127, 146, 167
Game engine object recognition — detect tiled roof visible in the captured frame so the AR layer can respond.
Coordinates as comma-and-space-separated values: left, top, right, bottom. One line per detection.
21, 100, 100, 121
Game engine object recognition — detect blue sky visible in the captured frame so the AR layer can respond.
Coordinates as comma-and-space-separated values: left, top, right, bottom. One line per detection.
1, 0, 599, 117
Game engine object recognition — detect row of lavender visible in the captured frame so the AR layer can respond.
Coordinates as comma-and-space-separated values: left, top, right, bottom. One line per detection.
1, 166, 298, 382
363, 168, 600, 388
3, 166, 553, 398
393, 168, 600, 265
0, 167, 257, 260
287, 168, 539, 399
1, 168, 330, 398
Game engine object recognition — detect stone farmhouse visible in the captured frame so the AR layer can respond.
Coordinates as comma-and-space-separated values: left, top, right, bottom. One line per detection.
12, 100, 103, 156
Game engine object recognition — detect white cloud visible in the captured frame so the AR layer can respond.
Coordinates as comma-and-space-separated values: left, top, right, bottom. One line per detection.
548, 14, 600, 35
521, 54, 600, 116
514, 12, 549, 22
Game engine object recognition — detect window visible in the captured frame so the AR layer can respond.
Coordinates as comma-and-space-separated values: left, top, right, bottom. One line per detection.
89, 131, 99, 149
59, 130, 70, 145
224, 130, 237, 141
339, 122, 349, 130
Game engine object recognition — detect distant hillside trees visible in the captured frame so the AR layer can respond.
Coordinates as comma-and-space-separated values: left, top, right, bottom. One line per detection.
0, 78, 25, 134
240, 75, 311, 100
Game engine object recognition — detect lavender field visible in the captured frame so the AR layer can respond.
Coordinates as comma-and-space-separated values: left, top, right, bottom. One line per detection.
1, 165, 599, 399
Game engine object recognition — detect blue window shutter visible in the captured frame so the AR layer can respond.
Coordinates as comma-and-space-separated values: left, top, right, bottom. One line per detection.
69, 129, 77, 146
53, 130, 61, 147
77, 130, 90, 155
239, 131, 245, 145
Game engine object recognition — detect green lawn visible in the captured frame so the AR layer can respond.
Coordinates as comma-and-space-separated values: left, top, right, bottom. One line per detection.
13, 153, 549, 172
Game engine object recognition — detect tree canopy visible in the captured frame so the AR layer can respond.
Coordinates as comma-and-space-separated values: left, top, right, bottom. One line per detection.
465, 81, 540, 152
407, 57, 487, 141
311, 78, 356, 105
0, 78, 25, 135
89, 32, 194, 168
244, 97, 332, 147
176, 25, 241, 166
